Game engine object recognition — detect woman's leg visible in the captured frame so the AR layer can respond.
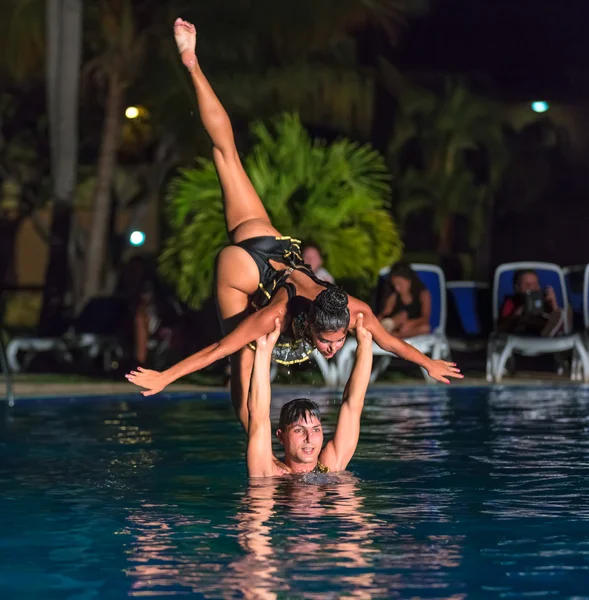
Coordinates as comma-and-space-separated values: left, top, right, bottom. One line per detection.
174, 18, 281, 244
214, 247, 262, 431
174, 19, 279, 428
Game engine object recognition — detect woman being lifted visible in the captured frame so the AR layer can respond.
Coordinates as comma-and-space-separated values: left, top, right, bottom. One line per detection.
126, 19, 463, 427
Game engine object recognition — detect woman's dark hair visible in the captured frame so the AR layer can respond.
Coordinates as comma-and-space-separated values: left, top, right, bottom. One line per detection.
278, 398, 322, 431
388, 261, 425, 297
308, 286, 350, 333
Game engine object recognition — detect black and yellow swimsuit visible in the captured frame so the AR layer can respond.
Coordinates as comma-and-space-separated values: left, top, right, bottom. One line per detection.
313, 461, 330, 474
236, 235, 330, 365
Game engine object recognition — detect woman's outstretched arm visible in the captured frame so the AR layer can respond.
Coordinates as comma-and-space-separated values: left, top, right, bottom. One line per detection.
348, 300, 463, 384
126, 303, 285, 396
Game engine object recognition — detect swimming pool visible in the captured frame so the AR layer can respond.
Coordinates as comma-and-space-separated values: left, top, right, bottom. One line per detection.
2, 385, 589, 599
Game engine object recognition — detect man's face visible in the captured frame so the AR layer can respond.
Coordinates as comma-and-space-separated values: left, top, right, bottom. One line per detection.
516, 272, 540, 293
278, 413, 324, 465
303, 247, 322, 272
311, 328, 348, 359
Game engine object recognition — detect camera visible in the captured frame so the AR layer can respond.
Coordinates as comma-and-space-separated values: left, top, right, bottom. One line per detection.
523, 289, 544, 316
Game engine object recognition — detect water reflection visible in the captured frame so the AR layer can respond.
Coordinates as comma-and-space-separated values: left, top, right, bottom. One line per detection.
123, 469, 467, 598
124, 474, 385, 598
5, 389, 589, 598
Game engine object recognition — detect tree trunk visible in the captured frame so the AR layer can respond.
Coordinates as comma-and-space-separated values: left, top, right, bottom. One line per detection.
0, 216, 23, 288
39, 0, 82, 331
474, 196, 495, 281
82, 71, 124, 306
437, 214, 454, 256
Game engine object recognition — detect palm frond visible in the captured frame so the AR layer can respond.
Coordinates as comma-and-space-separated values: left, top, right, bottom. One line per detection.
160, 113, 401, 308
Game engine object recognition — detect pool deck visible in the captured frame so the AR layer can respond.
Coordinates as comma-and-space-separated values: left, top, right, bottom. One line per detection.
2, 373, 586, 400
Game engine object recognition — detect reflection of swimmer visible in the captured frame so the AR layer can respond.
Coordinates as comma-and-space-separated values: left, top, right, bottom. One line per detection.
247, 314, 373, 477
226, 476, 382, 599
125, 18, 462, 417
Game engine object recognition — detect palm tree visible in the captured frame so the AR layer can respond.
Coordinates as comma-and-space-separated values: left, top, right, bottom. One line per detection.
81, 0, 158, 304
147, 0, 428, 148
160, 113, 402, 308
389, 79, 507, 273
39, 0, 83, 329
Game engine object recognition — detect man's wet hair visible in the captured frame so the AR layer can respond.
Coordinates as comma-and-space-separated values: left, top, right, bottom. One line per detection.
278, 398, 322, 431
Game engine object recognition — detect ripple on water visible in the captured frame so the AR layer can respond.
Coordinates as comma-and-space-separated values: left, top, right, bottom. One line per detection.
1, 387, 589, 598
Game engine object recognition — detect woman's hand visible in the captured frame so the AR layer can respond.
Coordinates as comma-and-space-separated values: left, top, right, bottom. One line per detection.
394, 310, 408, 325
426, 360, 463, 384
126, 368, 172, 396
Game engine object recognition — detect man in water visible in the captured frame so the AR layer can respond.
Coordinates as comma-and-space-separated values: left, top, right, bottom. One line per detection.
246, 314, 373, 477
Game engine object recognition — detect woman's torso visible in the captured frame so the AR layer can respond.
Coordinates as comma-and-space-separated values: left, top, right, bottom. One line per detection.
235, 236, 330, 364
388, 292, 422, 320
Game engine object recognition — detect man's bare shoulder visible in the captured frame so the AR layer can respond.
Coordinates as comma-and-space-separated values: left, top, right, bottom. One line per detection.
249, 457, 291, 479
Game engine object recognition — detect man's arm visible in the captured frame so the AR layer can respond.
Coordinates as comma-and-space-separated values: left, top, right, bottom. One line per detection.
247, 319, 284, 478
320, 314, 373, 472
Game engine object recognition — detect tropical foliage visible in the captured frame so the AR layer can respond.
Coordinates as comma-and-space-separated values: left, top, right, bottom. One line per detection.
160, 114, 401, 308
388, 79, 507, 272
147, 0, 428, 150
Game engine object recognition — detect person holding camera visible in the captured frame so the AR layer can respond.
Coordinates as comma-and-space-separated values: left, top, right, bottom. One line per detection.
498, 269, 564, 337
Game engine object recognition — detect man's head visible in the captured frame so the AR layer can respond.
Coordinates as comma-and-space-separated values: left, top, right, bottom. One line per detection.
513, 269, 540, 294
303, 244, 323, 272
277, 398, 324, 467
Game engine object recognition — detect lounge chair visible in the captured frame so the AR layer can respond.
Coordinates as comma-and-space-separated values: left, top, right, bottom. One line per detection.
6, 296, 130, 373
335, 264, 451, 385
446, 281, 491, 352
486, 261, 589, 383
563, 265, 585, 331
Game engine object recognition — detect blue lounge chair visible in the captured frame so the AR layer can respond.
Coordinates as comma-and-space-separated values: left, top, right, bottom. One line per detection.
335, 264, 451, 385
446, 281, 491, 351
563, 265, 585, 331
486, 262, 589, 382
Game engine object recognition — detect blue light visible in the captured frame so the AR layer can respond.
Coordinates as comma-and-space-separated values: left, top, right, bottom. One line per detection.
531, 101, 549, 113
129, 230, 146, 247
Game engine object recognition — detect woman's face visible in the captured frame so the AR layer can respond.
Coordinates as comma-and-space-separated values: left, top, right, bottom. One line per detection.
311, 328, 348, 359
391, 275, 411, 296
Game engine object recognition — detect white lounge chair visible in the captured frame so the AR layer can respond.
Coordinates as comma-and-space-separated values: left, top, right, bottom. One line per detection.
6, 296, 128, 374
269, 350, 339, 386
486, 261, 589, 383
571, 264, 589, 381
335, 264, 451, 386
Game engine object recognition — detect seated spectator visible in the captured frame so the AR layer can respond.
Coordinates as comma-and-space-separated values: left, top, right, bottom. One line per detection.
117, 256, 183, 366
303, 244, 335, 284
498, 269, 564, 337
377, 262, 431, 338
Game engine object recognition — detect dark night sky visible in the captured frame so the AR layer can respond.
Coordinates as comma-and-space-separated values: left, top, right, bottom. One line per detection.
394, 0, 589, 100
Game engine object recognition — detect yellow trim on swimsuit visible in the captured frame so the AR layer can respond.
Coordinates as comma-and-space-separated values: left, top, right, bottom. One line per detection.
313, 461, 329, 474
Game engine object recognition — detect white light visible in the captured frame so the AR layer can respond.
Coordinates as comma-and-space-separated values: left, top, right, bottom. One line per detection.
531, 101, 549, 113
129, 230, 146, 246
125, 106, 140, 119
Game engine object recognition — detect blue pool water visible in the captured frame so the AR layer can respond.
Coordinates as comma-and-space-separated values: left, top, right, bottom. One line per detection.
2, 385, 589, 599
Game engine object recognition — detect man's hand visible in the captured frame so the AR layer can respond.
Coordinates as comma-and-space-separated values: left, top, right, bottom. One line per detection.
544, 285, 558, 311
255, 318, 281, 355
355, 313, 372, 347
426, 360, 463, 384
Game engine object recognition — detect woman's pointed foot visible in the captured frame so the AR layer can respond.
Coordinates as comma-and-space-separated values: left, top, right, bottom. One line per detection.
173, 17, 197, 70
